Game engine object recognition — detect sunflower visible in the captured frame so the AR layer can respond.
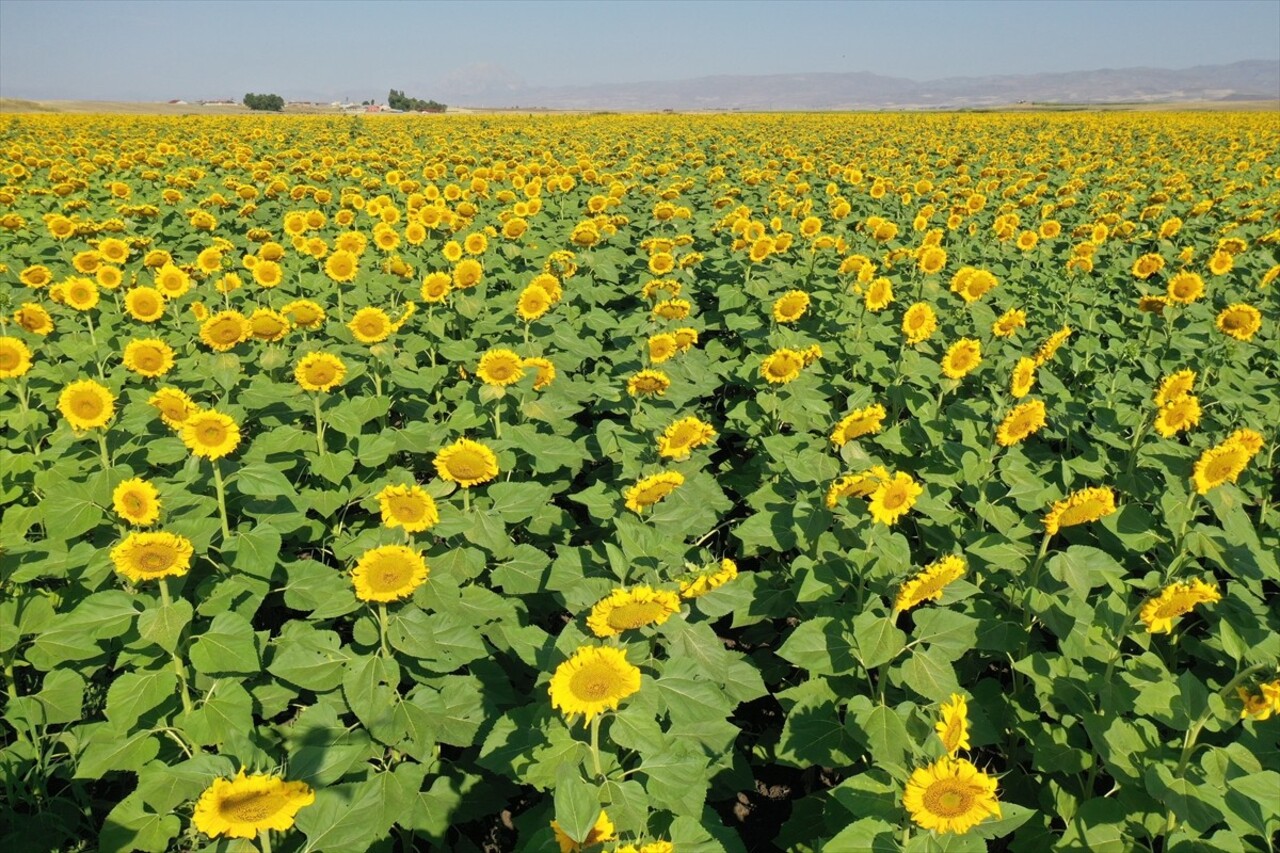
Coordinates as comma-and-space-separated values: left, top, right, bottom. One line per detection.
1008, 358, 1039, 399
902, 302, 937, 344
1154, 395, 1201, 438
1225, 427, 1264, 457
1032, 326, 1072, 366
613, 843, 674, 853
991, 308, 1026, 338
192, 769, 315, 839
918, 245, 947, 275
935, 694, 971, 757
351, 544, 429, 602
517, 284, 552, 321
1139, 579, 1222, 634
63, 277, 100, 312
895, 554, 966, 612
551, 810, 617, 853
477, 349, 525, 386
627, 369, 671, 397
996, 399, 1046, 446
624, 471, 684, 513
940, 339, 982, 380
324, 249, 359, 283
549, 645, 642, 724
830, 404, 886, 447
112, 477, 161, 527
522, 356, 556, 390
125, 287, 167, 323
58, 379, 115, 430
825, 466, 889, 509
122, 338, 176, 378
249, 309, 291, 342
294, 352, 346, 392
648, 333, 678, 364
760, 348, 805, 384
435, 438, 499, 488
657, 416, 716, 459
463, 232, 488, 255
19, 265, 52, 288
14, 303, 54, 336
904, 757, 1001, 835
200, 311, 251, 352
280, 299, 325, 330
154, 264, 191, 299
1236, 681, 1280, 721
673, 327, 699, 350
1166, 271, 1204, 304
772, 290, 811, 324
868, 472, 923, 526
96, 266, 123, 290
420, 272, 452, 303
376, 483, 439, 533
149, 387, 198, 429
586, 586, 682, 637
196, 247, 223, 275
1155, 370, 1196, 406
1138, 295, 1168, 314
1043, 486, 1117, 535
110, 530, 193, 582
181, 410, 241, 460
1216, 304, 1262, 341
1131, 253, 1165, 280
1191, 439, 1254, 494
252, 260, 283, 288
0, 336, 33, 378
652, 299, 691, 321
348, 307, 392, 344
97, 237, 129, 264
453, 258, 483, 289
865, 277, 893, 311
530, 272, 563, 303
680, 558, 739, 599
1208, 250, 1233, 276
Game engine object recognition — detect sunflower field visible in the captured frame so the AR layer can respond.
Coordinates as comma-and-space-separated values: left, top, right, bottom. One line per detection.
1, 111, 1278, 853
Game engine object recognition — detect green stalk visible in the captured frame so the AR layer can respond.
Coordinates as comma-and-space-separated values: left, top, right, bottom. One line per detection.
589, 715, 605, 782
1018, 531, 1054, 652
160, 580, 195, 716
211, 460, 231, 541
258, 829, 273, 853
97, 430, 112, 471
377, 603, 391, 657
312, 394, 326, 455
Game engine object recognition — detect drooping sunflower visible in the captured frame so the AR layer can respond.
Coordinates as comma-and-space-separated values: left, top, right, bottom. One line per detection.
586, 586, 682, 637
1236, 681, 1280, 721
1043, 486, 1117, 535
830, 404, 886, 447
680, 558, 739, 599
122, 338, 176, 378
294, 352, 346, 392
347, 307, 393, 344
652, 299, 691, 321
760, 348, 805, 384
624, 471, 684, 513
1216, 303, 1262, 342
996, 399, 1047, 446
125, 286, 167, 323
522, 356, 556, 390
825, 466, 889, 509
1153, 395, 1201, 438
324, 249, 359, 283
0, 336, 33, 379
894, 554, 966, 612
772, 290, 811, 324
1032, 326, 1072, 366
58, 379, 116, 430
868, 472, 923, 526
192, 769, 315, 839
627, 369, 671, 397
902, 302, 938, 344
1010, 357, 1037, 399
991, 308, 1026, 338
200, 311, 251, 352
110, 530, 193, 582
935, 693, 971, 757
112, 477, 161, 527
1139, 579, 1222, 634
551, 810, 617, 853
435, 438, 499, 488
940, 339, 983, 380
351, 544, 429, 602
376, 483, 439, 534
477, 349, 525, 386
149, 387, 198, 429
549, 645, 642, 724
903, 757, 1001, 835
181, 410, 241, 460
657, 416, 717, 459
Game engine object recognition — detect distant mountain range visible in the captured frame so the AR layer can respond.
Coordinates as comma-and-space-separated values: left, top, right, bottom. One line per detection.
437, 60, 1279, 110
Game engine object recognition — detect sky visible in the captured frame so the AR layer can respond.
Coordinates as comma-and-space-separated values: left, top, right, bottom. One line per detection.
1, 0, 1277, 102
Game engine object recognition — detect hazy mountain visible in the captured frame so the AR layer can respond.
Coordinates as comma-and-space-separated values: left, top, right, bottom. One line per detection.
438, 60, 1279, 110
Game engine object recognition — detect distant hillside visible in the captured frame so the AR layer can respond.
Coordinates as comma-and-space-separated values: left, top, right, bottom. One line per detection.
441, 60, 1280, 111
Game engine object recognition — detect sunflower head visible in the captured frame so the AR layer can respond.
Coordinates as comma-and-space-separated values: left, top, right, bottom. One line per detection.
294, 352, 347, 393
112, 477, 162, 527
348, 307, 393, 344
904, 757, 1001, 835
58, 379, 116, 431
181, 410, 241, 460
435, 438, 499, 488
476, 349, 525, 387
376, 483, 439, 533
586, 586, 682, 637
0, 336, 33, 379
111, 531, 194, 583
548, 645, 642, 724
192, 769, 315, 839
352, 544, 429, 602
623, 471, 684, 513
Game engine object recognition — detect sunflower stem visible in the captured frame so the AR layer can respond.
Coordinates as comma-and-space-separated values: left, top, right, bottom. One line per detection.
160, 579, 196, 716
589, 715, 604, 782
1017, 531, 1054, 658
377, 603, 391, 658
211, 460, 231, 541
96, 430, 112, 471
312, 394, 326, 456
258, 829, 273, 853
462, 488, 471, 514
493, 402, 502, 439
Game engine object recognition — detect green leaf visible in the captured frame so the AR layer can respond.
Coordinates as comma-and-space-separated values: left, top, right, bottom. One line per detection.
899, 646, 961, 702
233, 462, 298, 498
297, 778, 389, 853
852, 612, 906, 669
106, 669, 178, 728
226, 524, 282, 579
553, 764, 601, 844
76, 724, 161, 778
137, 599, 192, 653
99, 792, 181, 853
188, 611, 259, 675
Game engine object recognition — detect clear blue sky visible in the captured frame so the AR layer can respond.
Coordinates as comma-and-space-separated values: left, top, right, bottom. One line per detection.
1, 0, 1276, 102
